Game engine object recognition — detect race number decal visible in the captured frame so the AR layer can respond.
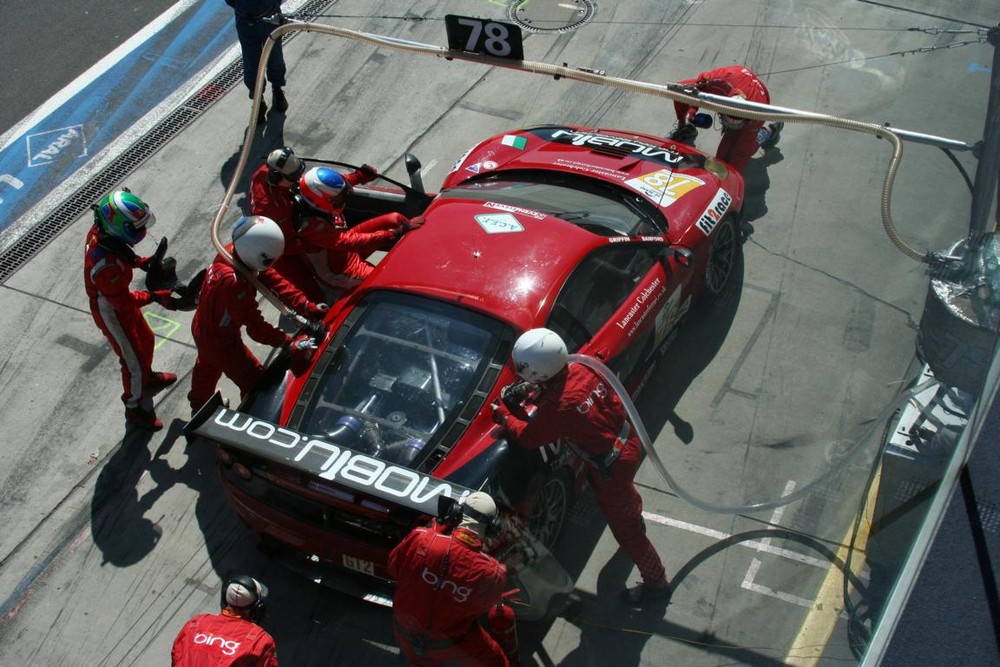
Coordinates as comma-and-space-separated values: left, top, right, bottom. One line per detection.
445, 15, 524, 60
625, 170, 705, 207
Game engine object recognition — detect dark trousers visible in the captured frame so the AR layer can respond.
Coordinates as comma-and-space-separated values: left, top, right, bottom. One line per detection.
234, 13, 286, 94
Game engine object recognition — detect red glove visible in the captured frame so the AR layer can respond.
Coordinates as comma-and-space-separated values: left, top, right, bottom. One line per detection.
288, 334, 317, 360
152, 289, 176, 310
491, 400, 512, 433
357, 163, 379, 184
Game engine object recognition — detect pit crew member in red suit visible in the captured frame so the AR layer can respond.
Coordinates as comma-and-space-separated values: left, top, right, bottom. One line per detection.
291, 166, 424, 302
669, 65, 782, 172
389, 492, 520, 667
492, 328, 671, 606
172, 574, 278, 666
187, 215, 326, 411
85, 190, 181, 431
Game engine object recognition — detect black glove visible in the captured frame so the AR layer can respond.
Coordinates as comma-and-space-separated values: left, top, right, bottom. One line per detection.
169, 268, 206, 311
143, 237, 180, 291
500, 381, 531, 412
358, 163, 379, 183
668, 124, 698, 144
395, 215, 425, 239
152, 289, 177, 311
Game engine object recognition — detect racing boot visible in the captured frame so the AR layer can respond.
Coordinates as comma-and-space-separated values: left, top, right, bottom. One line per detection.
146, 371, 177, 395
620, 580, 672, 607
125, 406, 164, 431
272, 86, 289, 114
759, 121, 783, 151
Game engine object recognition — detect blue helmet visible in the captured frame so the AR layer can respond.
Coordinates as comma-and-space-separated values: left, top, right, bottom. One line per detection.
299, 167, 348, 216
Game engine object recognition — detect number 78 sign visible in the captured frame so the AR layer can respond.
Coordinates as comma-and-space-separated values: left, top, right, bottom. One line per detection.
445, 15, 524, 61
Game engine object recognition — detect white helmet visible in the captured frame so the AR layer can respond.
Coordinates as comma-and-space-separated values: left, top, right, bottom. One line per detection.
232, 215, 285, 271
512, 328, 568, 383
720, 93, 748, 130
460, 491, 498, 536
266, 146, 305, 185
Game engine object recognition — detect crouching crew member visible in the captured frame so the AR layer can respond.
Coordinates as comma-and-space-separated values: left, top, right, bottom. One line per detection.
492, 328, 671, 606
85, 190, 194, 431
187, 215, 327, 412
389, 491, 520, 666
172, 574, 278, 666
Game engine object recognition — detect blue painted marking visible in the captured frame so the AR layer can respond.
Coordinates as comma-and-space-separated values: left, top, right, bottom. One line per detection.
968, 63, 992, 74
0, 2, 235, 232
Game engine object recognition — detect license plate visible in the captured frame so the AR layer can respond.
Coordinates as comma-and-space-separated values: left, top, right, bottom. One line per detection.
342, 554, 375, 576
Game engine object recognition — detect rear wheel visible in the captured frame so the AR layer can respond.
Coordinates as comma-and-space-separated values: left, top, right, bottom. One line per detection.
704, 217, 741, 297
526, 469, 572, 551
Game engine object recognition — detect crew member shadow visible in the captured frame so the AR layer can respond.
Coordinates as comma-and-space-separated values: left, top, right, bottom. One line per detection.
741, 148, 784, 224
220, 109, 288, 215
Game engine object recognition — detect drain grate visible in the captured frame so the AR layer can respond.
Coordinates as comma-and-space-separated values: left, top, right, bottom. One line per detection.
0, 0, 335, 286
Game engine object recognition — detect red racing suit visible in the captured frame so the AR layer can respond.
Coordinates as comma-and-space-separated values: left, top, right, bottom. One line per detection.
493, 364, 667, 588
187, 244, 317, 411
389, 523, 516, 666
250, 165, 405, 302
171, 609, 278, 666
673, 65, 771, 172
84, 225, 169, 409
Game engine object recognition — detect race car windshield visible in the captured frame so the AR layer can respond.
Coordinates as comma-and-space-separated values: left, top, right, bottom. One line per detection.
440, 170, 662, 236
296, 292, 504, 468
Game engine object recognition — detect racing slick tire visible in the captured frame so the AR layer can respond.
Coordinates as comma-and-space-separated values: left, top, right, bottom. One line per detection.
527, 467, 573, 552
704, 217, 742, 301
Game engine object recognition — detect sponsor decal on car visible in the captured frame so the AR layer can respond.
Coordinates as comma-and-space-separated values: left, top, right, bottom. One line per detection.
625, 170, 705, 207
450, 146, 475, 173
654, 285, 692, 347
695, 188, 733, 236
615, 277, 668, 338
484, 201, 547, 219
192, 406, 475, 516
475, 212, 525, 234
544, 129, 683, 167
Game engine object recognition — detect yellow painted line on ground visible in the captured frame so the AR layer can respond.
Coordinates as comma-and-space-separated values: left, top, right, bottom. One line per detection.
144, 312, 181, 349
784, 466, 881, 665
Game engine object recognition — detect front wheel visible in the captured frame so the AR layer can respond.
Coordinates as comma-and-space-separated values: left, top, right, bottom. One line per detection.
704, 217, 741, 298
526, 468, 573, 552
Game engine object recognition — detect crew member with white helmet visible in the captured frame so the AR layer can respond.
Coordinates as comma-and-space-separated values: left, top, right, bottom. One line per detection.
668, 65, 782, 171
187, 215, 327, 412
171, 574, 278, 666
389, 491, 519, 666
492, 328, 671, 606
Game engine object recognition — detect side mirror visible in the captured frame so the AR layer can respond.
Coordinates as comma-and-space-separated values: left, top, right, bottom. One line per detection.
665, 245, 693, 267
404, 153, 425, 193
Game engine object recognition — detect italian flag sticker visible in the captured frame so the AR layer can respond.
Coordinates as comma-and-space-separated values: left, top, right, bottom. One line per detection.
501, 135, 527, 150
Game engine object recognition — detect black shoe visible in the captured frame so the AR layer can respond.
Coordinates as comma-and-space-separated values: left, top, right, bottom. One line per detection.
761, 121, 783, 150
272, 87, 288, 114
255, 99, 268, 124
620, 581, 672, 607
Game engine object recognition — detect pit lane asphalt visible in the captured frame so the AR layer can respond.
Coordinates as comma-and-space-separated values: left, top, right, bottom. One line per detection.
0, 1, 995, 665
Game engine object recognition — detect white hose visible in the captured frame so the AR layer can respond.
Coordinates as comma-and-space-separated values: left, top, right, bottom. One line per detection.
568, 354, 932, 514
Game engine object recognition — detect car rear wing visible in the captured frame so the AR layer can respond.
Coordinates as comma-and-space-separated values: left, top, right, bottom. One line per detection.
186, 394, 476, 516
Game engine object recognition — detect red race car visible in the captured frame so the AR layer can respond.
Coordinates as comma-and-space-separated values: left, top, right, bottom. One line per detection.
188, 124, 745, 615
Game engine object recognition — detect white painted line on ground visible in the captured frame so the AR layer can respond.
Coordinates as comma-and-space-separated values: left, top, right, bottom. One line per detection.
742, 557, 821, 610
641, 510, 830, 569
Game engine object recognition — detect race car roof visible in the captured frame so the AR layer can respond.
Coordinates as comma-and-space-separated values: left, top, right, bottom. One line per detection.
364, 197, 606, 331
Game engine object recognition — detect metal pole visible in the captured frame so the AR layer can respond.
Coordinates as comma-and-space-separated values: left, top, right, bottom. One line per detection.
970, 25, 1000, 237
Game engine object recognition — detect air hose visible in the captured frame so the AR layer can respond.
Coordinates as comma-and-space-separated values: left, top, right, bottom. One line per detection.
568, 354, 933, 514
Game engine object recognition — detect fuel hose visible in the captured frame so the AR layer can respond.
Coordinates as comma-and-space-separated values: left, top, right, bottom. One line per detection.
568, 354, 932, 514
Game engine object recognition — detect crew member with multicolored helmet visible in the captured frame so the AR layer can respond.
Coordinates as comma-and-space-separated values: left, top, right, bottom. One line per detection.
171, 574, 279, 666
491, 329, 671, 606
85, 190, 183, 430
669, 65, 783, 172
187, 215, 327, 412
290, 165, 425, 302
389, 491, 520, 666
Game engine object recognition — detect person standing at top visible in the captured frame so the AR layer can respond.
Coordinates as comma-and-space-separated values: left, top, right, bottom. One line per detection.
669, 64, 783, 172
225, 0, 289, 121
